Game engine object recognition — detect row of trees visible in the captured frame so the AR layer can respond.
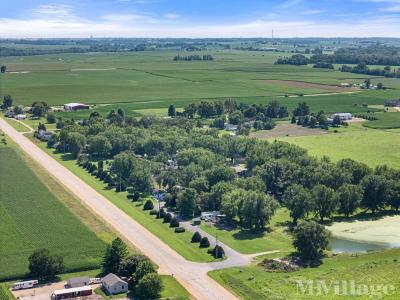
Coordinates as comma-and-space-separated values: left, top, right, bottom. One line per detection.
340, 64, 400, 78
173, 54, 214, 61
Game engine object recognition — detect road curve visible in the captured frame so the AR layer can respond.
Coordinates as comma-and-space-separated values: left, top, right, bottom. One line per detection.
0, 118, 238, 300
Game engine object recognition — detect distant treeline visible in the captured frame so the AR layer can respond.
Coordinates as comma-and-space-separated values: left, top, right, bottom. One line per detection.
173, 54, 214, 61
341, 64, 400, 78
276, 45, 400, 67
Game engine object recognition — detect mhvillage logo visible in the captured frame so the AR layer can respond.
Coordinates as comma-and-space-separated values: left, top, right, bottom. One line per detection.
295, 279, 396, 299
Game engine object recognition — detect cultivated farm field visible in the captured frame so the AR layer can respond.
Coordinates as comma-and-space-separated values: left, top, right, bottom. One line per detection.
0, 142, 107, 281
2, 50, 396, 109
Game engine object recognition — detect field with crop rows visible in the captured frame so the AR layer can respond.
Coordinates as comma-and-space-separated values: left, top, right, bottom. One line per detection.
0, 144, 107, 281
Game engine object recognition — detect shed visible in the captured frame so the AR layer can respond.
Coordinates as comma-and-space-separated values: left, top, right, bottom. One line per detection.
14, 114, 26, 120
64, 103, 90, 111
67, 276, 90, 288
102, 273, 128, 295
225, 124, 238, 131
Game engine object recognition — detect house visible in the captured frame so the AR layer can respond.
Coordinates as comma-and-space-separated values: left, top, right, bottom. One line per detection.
64, 103, 90, 111
102, 273, 128, 295
67, 276, 90, 288
225, 124, 238, 131
37, 129, 54, 141
330, 113, 352, 121
14, 114, 26, 120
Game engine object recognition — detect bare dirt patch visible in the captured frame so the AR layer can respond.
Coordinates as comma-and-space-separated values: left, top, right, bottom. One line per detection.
250, 123, 327, 139
263, 79, 353, 92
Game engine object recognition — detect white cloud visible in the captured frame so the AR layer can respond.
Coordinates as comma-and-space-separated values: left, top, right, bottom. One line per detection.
1, 3, 400, 38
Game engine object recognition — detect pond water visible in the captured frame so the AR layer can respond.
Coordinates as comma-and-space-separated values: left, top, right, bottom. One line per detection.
329, 237, 398, 254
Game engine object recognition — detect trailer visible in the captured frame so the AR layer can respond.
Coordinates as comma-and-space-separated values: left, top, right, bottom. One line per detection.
12, 280, 39, 290
51, 286, 92, 300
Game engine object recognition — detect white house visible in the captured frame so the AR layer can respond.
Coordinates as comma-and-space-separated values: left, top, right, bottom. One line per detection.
331, 113, 352, 121
102, 273, 128, 295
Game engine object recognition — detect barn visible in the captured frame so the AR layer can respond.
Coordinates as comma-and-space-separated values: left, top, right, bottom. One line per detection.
64, 103, 90, 111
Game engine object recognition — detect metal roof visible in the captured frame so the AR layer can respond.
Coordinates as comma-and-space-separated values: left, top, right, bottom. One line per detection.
52, 286, 92, 295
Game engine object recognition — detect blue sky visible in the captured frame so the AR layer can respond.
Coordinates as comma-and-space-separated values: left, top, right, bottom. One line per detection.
1, 0, 400, 37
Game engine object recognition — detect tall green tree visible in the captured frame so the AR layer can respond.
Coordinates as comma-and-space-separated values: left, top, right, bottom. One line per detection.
283, 184, 312, 225
135, 273, 163, 300
2, 95, 13, 109
177, 188, 197, 217
311, 185, 337, 222
335, 184, 362, 217
168, 105, 176, 117
293, 221, 329, 263
102, 237, 128, 275
361, 175, 388, 213
28, 249, 65, 279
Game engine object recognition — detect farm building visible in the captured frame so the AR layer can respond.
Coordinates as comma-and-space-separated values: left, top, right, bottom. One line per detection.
64, 103, 90, 111
330, 113, 353, 121
102, 273, 128, 295
67, 276, 90, 288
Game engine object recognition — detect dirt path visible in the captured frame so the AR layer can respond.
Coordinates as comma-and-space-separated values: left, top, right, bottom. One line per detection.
263, 79, 355, 93
0, 117, 249, 300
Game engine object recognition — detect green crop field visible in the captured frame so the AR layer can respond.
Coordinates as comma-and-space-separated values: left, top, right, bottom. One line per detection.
0, 143, 107, 281
275, 122, 400, 169
209, 249, 400, 300
2, 50, 398, 112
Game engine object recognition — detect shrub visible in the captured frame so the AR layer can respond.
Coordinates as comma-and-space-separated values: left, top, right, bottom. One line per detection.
126, 187, 135, 194
132, 192, 140, 202
191, 232, 202, 243
163, 213, 172, 223
169, 217, 179, 228
149, 209, 158, 215
143, 200, 154, 211
157, 208, 166, 219
174, 227, 185, 233
210, 245, 225, 258
199, 237, 210, 248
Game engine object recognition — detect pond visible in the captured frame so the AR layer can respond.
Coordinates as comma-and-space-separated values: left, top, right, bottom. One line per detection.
329, 237, 398, 254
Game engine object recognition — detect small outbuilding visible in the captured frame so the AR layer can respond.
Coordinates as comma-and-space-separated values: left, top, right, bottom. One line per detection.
67, 276, 90, 288
225, 124, 238, 131
102, 273, 128, 295
64, 103, 90, 111
14, 114, 26, 120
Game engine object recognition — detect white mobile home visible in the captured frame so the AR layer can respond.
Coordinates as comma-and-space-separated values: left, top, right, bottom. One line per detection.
12, 280, 39, 290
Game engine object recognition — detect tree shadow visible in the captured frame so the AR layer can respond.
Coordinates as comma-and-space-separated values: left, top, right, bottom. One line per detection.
330, 209, 400, 224
232, 227, 271, 241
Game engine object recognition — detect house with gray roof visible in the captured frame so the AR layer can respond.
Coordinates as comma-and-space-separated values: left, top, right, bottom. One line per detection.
102, 273, 128, 295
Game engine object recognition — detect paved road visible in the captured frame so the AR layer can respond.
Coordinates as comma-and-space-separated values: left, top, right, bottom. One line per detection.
1, 118, 247, 300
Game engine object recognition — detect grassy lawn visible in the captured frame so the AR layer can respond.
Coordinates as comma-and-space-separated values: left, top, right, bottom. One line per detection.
200, 208, 293, 255
0, 141, 107, 281
32, 139, 216, 263
0, 116, 31, 132
276, 122, 400, 169
362, 112, 400, 129
209, 249, 400, 300
160, 275, 191, 299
